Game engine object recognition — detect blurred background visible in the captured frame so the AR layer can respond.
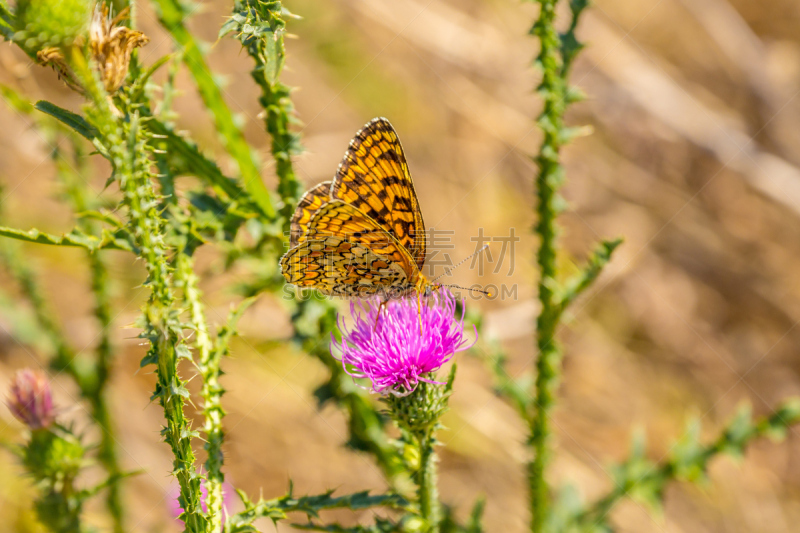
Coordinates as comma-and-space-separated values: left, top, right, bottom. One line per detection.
3, 0, 800, 531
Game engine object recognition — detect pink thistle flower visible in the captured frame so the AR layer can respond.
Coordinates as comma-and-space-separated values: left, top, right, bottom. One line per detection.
333, 290, 476, 395
6, 368, 55, 429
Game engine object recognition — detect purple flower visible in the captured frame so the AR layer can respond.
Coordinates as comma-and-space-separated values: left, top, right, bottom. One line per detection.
333, 290, 476, 395
6, 368, 55, 429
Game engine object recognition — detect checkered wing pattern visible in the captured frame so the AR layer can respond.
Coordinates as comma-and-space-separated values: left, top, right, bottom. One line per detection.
290, 181, 331, 248
280, 202, 415, 296
330, 118, 427, 271
281, 118, 428, 297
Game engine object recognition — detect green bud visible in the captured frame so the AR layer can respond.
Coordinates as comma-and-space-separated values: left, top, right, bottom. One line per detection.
23, 429, 84, 483
15, 0, 92, 51
385, 377, 452, 438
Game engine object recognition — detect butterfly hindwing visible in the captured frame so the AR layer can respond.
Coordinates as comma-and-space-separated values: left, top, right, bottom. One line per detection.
280, 202, 417, 296
305, 201, 417, 274
280, 237, 409, 297
331, 118, 427, 271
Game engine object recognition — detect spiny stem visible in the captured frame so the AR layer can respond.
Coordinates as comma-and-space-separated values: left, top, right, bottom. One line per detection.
228, 0, 303, 226
575, 401, 800, 528
175, 251, 223, 531
529, 0, 566, 530
70, 49, 208, 533
416, 431, 440, 532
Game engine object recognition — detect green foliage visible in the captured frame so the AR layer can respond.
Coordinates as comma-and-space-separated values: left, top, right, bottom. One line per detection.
0, 96, 129, 531
227, 489, 409, 532
34, 101, 98, 141
14, 0, 91, 51
22, 429, 84, 483
151, 0, 277, 220
19, 428, 88, 533
289, 297, 407, 486
0, 0, 16, 42
294, 517, 413, 533
224, 0, 304, 223
518, 4, 800, 532
0, 224, 132, 251
2, 2, 406, 531
573, 400, 800, 530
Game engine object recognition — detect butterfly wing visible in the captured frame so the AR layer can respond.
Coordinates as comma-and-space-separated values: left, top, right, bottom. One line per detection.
280, 201, 418, 296
290, 181, 331, 247
331, 118, 427, 271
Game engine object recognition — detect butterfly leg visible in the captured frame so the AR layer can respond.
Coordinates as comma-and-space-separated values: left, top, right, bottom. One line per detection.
417, 291, 424, 335
374, 288, 389, 328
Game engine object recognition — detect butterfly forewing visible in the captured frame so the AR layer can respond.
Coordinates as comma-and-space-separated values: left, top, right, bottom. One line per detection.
331, 118, 427, 270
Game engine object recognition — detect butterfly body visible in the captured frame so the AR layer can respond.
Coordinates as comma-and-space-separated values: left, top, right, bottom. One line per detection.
281, 118, 435, 300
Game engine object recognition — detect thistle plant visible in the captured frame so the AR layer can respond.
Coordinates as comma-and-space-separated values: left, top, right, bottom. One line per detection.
14, 0, 91, 51
7, 369, 89, 533
327, 292, 471, 532
334, 291, 474, 396
7, 369, 56, 430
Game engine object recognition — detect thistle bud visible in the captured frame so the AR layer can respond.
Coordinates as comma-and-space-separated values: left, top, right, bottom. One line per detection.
6, 368, 55, 430
14, 0, 92, 51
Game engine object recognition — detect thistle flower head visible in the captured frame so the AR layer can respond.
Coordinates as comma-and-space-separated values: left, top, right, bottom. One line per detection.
333, 290, 475, 396
6, 368, 55, 430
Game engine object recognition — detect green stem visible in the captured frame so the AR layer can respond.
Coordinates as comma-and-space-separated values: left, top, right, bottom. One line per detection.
176, 251, 224, 531
291, 300, 406, 485
416, 432, 440, 532
229, 0, 303, 226
575, 401, 800, 527
87, 252, 126, 533
529, 0, 565, 530
227, 490, 407, 531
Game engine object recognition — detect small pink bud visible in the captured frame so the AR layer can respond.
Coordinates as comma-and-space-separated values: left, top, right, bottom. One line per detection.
6, 369, 55, 429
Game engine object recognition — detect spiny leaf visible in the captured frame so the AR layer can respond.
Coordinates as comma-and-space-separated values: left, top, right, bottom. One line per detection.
0, 225, 132, 251
35, 101, 98, 140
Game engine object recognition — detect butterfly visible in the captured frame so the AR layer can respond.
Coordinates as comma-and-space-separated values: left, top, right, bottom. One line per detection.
280, 117, 438, 301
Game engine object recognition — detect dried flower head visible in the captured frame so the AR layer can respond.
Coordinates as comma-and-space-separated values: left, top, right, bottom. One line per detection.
333, 290, 476, 395
36, 3, 149, 94
6, 368, 55, 429
89, 3, 149, 92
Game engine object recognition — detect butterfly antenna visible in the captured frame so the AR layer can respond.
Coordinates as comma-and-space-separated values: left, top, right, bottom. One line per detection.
431, 243, 490, 283
440, 284, 494, 298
